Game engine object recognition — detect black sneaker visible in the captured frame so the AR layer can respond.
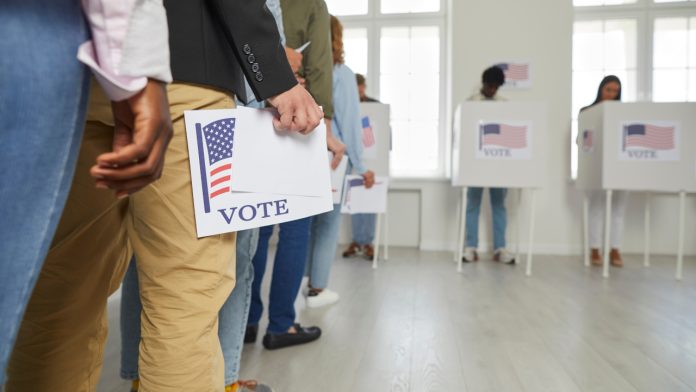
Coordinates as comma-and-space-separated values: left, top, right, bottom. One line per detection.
262, 323, 321, 350
245, 325, 258, 343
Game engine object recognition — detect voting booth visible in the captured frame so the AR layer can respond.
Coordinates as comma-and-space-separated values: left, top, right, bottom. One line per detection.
577, 102, 696, 279
353, 103, 391, 267
452, 102, 548, 275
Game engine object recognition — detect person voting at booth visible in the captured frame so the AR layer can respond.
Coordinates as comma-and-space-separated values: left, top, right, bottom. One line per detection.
305, 15, 376, 308
580, 75, 627, 267
462, 66, 516, 265
343, 73, 380, 260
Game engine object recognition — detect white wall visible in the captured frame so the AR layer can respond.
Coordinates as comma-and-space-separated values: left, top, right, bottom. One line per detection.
341, 0, 696, 256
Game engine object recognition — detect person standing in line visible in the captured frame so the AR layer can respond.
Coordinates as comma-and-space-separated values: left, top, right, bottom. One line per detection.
247, 0, 344, 351
0, 0, 173, 385
462, 66, 516, 265
580, 75, 626, 267
118, 1, 297, 391
6, 0, 322, 390
343, 73, 380, 260
305, 15, 375, 308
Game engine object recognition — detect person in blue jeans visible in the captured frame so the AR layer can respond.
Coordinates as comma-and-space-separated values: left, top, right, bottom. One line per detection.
463, 66, 515, 265
0, 0, 172, 385
305, 15, 375, 309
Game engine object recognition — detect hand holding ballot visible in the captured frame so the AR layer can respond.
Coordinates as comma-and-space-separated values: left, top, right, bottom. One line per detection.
267, 84, 322, 134
184, 107, 333, 237
361, 170, 375, 189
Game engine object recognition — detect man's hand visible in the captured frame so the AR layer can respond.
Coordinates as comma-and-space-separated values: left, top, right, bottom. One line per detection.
361, 170, 375, 189
284, 46, 303, 73
90, 79, 173, 198
267, 84, 323, 134
326, 120, 346, 170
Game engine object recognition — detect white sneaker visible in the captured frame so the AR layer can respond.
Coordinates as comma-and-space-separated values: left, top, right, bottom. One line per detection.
306, 289, 340, 308
462, 247, 478, 262
494, 248, 516, 264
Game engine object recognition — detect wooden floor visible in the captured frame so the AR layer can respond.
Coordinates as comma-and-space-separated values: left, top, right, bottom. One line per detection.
98, 249, 696, 392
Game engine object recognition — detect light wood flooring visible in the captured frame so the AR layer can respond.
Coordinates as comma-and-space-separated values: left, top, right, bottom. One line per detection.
98, 249, 696, 392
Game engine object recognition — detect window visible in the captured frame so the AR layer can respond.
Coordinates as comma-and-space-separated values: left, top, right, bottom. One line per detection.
653, 17, 696, 101
571, 0, 696, 179
325, 0, 447, 178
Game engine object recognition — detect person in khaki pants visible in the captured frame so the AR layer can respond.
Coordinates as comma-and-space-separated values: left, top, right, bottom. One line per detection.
6, 0, 322, 390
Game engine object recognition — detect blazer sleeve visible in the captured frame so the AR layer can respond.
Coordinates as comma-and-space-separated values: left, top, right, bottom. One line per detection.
302, 0, 334, 119
206, 0, 297, 101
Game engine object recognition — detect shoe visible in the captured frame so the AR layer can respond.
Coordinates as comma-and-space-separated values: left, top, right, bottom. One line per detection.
363, 244, 374, 260
462, 247, 478, 263
342, 242, 361, 258
591, 248, 602, 266
262, 323, 321, 350
130, 380, 139, 392
306, 289, 339, 308
244, 325, 258, 343
493, 248, 516, 265
227, 379, 275, 392
610, 248, 623, 267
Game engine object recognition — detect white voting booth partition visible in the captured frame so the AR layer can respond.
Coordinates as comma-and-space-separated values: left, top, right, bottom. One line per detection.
577, 102, 696, 279
352, 102, 390, 268
452, 102, 548, 275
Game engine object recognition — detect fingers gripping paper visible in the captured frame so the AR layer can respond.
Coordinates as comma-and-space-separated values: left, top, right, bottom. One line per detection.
184, 108, 333, 237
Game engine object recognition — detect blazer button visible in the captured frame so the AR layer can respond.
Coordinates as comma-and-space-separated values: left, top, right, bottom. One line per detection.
247, 54, 256, 63
243, 44, 251, 54
252, 63, 260, 73
255, 72, 264, 82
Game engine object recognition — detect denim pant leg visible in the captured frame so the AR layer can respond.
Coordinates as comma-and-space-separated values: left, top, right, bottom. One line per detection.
120, 258, 141, 380
219, 228, 259, 385
267, 218, 311, 334
307, 204, 343, 289
489, 188, 508, 250
0, 1, 89, 381
351, 214, 376, 246
465, 188, 484, 248
249, 225, 274, 327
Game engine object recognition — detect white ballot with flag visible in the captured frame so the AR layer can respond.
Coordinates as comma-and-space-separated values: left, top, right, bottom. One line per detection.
340, 175, 389, 214
330, 154, 348, 204
184, 108, 333, 237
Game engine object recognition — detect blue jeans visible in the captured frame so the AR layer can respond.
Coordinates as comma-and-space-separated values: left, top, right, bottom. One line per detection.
351, 214, 376, 245
465, 187, 508, 250
120, 229, 260, 385
307, 204, 343, 289
0, 1, 89, 382
249, 218, 311, 334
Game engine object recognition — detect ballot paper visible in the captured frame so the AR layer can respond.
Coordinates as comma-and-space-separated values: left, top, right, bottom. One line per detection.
184, 108, 333, 237
329, 154, 348, 204
340, 175, 389, 214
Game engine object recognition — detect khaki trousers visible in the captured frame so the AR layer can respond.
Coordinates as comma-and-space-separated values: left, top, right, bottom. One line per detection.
7, 82, 237, 392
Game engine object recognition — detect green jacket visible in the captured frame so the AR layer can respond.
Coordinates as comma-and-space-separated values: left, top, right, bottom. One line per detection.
280, 0, 334, 119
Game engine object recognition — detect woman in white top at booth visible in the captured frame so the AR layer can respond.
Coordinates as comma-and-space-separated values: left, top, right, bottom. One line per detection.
305, 15, 376, 308
462, 66, 515, 265
580, 75, 626, 267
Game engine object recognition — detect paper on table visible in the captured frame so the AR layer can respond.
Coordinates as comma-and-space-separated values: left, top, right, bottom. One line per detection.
184, 108, 333, 237
330, 153, 348, 204
340, 175, 389, 214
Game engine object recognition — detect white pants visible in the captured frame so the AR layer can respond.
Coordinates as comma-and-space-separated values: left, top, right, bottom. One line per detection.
588, 190, 628, 249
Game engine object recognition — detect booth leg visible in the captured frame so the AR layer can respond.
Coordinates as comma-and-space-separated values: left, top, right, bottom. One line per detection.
603, 190, 613, 278
525, 188, 537, 277
644, 192, 651, 268
516, 188, 522, 265
373, 213, 382, 270
384, 210, 389, 261
457, 187, 468, 273
676, 191, 686, 281
583, 194, 590, 267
